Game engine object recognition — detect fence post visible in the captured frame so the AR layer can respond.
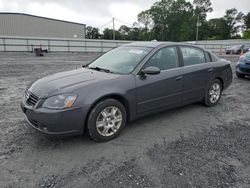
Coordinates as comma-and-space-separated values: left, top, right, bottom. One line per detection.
26, 39, 29, 52
3, 38, 6, 52
48, 39, 50, 52
84, 40, 87, 53
67, 40, 70, 52
101, 40, 103, 53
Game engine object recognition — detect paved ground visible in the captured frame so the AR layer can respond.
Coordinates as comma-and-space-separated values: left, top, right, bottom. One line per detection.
0, 52, 249, 188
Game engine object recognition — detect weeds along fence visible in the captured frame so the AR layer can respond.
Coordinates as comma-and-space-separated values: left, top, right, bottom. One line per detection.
0, 36, 250, 55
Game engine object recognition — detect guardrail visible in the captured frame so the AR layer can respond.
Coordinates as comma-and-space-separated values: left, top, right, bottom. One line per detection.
0, 36, 250, 54
0, 36, 131, 53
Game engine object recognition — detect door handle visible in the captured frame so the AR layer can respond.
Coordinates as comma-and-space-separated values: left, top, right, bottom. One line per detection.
175, 76, 183, 81
208, 68, 214, 73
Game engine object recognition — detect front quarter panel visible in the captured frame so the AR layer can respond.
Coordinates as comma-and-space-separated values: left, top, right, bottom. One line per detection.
74, 74, 137, 121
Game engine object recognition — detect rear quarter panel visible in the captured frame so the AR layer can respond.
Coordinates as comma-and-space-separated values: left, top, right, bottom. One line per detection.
210, 59, 233, 90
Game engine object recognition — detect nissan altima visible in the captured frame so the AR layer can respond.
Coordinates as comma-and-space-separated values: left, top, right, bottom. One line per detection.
20, 42, 233, 141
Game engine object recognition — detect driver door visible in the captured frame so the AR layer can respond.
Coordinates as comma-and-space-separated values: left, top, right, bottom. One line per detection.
135, 46, 183, 114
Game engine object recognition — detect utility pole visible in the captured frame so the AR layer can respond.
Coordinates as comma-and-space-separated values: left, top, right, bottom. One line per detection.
112, 17, 115, 40
196, 14, 201, 43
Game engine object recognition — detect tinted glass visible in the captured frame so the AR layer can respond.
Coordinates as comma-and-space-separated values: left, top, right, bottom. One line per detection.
89, 46, 152, 74
244, 52, 250, 58
144, 47, 179, 70
181, 47, 205, 66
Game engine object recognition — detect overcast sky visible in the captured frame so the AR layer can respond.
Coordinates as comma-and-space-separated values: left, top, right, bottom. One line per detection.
0, 0, 249, 29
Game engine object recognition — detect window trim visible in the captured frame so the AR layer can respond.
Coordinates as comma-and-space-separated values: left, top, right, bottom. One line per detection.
178, 45, 206, 67
139, 45, 181, 72
204, 51, 212, 62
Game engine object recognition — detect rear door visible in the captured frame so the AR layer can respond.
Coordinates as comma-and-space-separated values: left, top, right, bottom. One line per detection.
135, 46, 183, 114
179, 46, 213, 103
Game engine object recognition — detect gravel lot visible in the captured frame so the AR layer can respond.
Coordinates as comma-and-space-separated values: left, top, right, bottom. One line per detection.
0, 52, 249, 188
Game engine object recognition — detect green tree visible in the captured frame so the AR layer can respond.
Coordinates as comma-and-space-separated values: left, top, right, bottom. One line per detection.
193, 0, 213, 19
207, 18, 229, 39
118, 25, 131, 40
224, 8, 244, 37
193, 0, 213, 40
244, 12, 250, 29
142, 0, 195, 41
243, 29, 250, 39
137, 10, 153, 40
85, 26, 100, 39
206, 8, 244, 39
129, 27, 141, 41
103, 28, 121, 40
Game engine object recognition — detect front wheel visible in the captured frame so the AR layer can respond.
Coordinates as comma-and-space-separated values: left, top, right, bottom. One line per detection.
204, 79, 222, 107
87, 99, 127, 142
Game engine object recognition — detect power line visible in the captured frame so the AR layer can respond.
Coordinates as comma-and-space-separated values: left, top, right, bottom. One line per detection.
98, 19, 113, 29
114, 17, 133, 27
97, 17, 134, 30
96, 17, 134, 40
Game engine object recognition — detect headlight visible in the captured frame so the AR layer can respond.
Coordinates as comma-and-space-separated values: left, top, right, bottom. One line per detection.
42, 94, 77, 109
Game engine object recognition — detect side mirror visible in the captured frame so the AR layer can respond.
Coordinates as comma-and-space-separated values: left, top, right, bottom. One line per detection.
140, 66, 161, 75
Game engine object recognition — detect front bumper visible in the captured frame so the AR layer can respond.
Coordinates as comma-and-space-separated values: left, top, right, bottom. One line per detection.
20, 101, 89, 136
236, 65, 250, 76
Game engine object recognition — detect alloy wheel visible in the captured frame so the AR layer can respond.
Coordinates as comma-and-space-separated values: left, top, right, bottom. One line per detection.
96, 106, 123, 137
209, 83, 221, 103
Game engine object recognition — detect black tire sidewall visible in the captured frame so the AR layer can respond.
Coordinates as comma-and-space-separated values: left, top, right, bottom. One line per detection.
87, 99, 127, 142
204, 79, 222, 107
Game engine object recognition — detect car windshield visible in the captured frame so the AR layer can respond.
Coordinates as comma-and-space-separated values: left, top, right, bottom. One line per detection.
88, 46, 152, 74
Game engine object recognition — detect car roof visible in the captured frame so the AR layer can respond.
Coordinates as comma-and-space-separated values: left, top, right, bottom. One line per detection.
123, 41, 203, 49
123, 41, 176, 48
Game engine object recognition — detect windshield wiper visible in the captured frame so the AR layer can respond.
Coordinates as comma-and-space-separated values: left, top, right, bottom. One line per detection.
88, 66, 113, 73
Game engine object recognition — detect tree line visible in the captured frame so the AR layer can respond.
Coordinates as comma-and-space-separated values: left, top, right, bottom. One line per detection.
85, 0, 250, 41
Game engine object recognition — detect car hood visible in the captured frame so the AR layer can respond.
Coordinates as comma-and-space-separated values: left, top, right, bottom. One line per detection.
29, 68, 119, 98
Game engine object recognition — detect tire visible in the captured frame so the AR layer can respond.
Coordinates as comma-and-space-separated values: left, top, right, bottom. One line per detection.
204, 79, 222, 107
236, 72, 245, 78
87, 99, 127, 142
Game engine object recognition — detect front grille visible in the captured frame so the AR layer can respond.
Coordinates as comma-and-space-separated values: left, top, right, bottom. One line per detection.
25, 90, 39, 107
240, 68, 250, 73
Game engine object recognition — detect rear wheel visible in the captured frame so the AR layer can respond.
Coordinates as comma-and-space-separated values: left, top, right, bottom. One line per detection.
204, 79, 222, 107
87, 99, 127, 142
236, 72, 245, 78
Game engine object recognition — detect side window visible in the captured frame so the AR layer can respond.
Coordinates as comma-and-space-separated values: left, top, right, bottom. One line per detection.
181, 47, 205, 66
144, 47, 179, 71
205, 51, 212, 62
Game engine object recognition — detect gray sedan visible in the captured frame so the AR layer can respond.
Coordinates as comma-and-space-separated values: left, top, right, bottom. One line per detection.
21, 42, 233, 141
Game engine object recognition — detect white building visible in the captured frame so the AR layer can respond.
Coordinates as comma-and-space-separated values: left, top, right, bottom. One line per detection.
0, 13, 86, 39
